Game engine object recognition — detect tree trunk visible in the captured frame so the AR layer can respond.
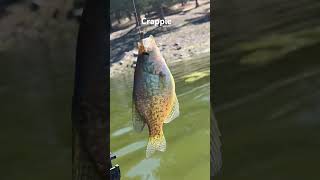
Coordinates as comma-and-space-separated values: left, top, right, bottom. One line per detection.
110, 20, 113, 32
126, 11, 132, 21
195, 0, 199, 8
134, 11, 141, 27
181, 0, 185, 6
116, 11, 121, 24
159, 5, 165, 20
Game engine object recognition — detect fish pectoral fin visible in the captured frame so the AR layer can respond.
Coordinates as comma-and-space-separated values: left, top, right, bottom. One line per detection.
164, 94, 180, 123
132, 102, 146, 132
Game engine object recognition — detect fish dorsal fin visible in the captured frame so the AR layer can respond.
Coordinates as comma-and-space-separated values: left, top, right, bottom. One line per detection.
132, 102, 146, 132
148, 35, 157, 48
149, 35, 155, 42
164, 95, 180, 123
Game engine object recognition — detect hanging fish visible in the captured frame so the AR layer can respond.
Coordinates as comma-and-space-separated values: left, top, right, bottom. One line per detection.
132, 35, 180, 158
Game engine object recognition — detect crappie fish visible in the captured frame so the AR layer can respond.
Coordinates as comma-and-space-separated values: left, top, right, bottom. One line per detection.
132, 35, 179, 158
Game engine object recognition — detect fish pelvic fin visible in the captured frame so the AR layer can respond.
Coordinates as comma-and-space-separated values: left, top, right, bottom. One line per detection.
132, 102, 146, 132
146, 133, 166, 158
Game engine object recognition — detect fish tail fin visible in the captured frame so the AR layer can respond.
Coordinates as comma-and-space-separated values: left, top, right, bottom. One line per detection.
146, 134, 166, 158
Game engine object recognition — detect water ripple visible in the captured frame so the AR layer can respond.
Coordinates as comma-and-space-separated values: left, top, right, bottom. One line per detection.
127, 158, 160, 180
111, 126, 133, 137
114, 141, 147, 158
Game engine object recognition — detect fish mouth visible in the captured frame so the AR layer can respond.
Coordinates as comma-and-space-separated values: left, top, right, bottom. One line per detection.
138, 41, 145, 54
138, 46, 150, 56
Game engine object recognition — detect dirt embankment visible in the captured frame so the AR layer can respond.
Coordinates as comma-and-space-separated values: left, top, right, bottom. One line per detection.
110, 0, 210, 77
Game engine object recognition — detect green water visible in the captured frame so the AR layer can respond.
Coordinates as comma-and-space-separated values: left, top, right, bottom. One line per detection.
110, 54, 211, 180
0, 40, 73, 179
214, 43, 320, 180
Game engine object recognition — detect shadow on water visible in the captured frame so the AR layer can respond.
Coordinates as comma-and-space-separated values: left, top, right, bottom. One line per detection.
0, 37, 74, 179
214, 42, 320, 180
212, 1, 320, 178
213, 7, 320, 175
110, 54, 211, 180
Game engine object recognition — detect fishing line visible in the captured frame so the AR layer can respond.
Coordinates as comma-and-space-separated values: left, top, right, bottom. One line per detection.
132, 0, 144, 41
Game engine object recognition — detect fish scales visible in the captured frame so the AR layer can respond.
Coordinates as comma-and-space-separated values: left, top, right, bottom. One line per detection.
132, 35, 180, 158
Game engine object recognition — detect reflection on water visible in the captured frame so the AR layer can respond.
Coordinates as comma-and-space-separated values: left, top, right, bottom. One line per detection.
110, 54, 210, 180
112, 126, 133, 137
214, 39, 320, 179
114, 141, 147, 158
0, 38, 73, 179
127, 158, 161, 180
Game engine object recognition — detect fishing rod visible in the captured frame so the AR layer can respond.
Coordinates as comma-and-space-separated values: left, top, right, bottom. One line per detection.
110, 153, 121, 179
72, 0, 108, 179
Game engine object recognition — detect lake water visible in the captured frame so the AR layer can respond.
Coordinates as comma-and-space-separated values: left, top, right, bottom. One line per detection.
1, 40, 319, 180
110, 54, 211, 180
214, 43, 320, 180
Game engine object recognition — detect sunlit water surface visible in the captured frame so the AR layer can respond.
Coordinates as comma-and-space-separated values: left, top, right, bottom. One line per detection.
110, 54, 211, 180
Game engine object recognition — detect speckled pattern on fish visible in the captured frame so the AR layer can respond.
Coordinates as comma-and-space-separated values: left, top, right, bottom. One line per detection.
132, 35, 180, 158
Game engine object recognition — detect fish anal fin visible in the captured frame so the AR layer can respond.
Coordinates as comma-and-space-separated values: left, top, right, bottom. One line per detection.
132, 103, 146, 132
164, 95, 180, 123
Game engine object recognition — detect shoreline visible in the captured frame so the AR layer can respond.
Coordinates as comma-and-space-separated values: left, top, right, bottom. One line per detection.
110, 0, 210, 78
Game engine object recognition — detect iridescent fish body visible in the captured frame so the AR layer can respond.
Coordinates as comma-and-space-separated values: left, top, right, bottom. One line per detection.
132, 35, 179, 158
